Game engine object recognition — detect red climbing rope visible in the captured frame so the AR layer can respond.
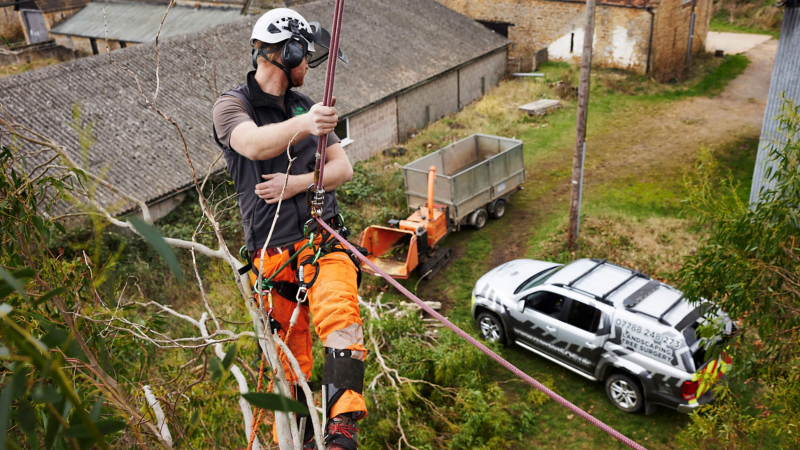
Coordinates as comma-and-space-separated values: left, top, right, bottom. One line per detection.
310, 0, 647, 448
317, 219, 647, 450
314, 0, 346, 190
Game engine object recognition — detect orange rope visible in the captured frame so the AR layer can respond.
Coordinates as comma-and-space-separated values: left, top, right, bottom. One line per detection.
246, 288, 299, 450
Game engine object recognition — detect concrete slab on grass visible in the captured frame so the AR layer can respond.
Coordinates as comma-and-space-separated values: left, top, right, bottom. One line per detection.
519, 99, 561, 116
705, 32, 773, 55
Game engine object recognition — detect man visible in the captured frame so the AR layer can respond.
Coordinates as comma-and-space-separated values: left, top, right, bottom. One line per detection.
212, 8, 365, 450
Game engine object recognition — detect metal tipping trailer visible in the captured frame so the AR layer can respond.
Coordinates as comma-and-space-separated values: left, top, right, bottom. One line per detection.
403, 133, 526, 229
359, 134, 526, 280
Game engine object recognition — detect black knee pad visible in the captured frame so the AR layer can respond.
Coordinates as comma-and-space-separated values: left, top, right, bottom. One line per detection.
322, 348, 365, 394
322, 348, 365, 418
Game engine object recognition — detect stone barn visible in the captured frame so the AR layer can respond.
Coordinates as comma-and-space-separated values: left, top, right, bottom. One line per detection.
435, 0, 713, 80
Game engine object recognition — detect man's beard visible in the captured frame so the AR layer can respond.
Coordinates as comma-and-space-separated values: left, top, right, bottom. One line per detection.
291, 69, 305, 87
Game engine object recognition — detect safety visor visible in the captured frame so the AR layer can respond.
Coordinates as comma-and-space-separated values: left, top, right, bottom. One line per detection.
305, 21, 348, 68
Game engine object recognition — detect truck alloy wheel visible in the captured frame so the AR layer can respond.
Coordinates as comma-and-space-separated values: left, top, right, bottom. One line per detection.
605, 374, 643, 413
477, 312, 505, 344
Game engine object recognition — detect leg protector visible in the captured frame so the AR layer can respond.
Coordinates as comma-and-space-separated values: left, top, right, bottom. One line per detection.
321, 348, 365, 418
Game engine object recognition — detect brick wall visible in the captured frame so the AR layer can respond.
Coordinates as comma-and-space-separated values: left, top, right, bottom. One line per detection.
0, 7, 24, 43
435, 0, 710, 77
397, 71, 459, 142
344, 97, 398, 163
459, 49, 506, 108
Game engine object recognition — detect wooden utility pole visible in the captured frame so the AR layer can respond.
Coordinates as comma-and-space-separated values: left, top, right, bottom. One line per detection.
567, 0, 598, 250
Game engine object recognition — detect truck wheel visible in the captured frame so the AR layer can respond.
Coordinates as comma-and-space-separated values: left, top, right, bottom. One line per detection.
491, 199, 507, 219
605, 373, 644, 413
472, 209, 488, 230
477, 312, 506, 345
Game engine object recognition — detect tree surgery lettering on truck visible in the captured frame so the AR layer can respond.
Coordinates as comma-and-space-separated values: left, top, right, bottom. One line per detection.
615, 318, 681, 365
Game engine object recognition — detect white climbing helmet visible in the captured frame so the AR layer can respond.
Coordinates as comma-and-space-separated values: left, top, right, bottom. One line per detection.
251, 8, 316, 52
250, 8, 348, 67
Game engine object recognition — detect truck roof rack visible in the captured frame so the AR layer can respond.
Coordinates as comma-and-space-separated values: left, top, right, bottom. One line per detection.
600, 270, 649, 301
657, 295, 685, 324
550, 283, 614, 306
628, 309, 671, 326
566, 259, 608, 287
622, 279, 661, 308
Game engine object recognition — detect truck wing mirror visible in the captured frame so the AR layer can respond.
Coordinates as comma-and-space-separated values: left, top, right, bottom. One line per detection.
519, 299, 526, 313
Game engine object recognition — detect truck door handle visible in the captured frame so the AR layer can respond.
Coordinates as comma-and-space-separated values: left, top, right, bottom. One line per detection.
545, 326, 557, 333
585, 342, 597, 350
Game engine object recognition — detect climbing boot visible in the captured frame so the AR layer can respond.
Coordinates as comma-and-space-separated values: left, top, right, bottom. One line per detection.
324, 413, 359, 450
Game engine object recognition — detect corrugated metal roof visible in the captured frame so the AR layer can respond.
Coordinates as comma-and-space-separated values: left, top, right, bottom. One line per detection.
49, 2, 244, 43
0, 0, 508, 215
750, 4, 800, 204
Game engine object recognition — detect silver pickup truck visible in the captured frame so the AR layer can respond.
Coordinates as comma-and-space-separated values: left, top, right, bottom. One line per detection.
472, 258, 734, 414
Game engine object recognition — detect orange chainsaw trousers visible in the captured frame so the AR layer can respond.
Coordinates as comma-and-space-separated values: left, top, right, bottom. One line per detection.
251, 235, 367, 421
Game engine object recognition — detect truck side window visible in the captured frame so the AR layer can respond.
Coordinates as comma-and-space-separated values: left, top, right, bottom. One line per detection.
566, 299, 602, 333
525, 291, 564, 319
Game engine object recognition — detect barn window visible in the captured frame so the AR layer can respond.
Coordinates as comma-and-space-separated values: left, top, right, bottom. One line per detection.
334, 117, 352, 147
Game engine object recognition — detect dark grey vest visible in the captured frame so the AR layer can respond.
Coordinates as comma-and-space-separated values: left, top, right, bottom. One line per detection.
213, 72, 339, 251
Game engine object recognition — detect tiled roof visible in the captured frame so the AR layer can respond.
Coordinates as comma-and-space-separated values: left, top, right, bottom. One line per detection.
50, 2, 245, 43
0, 0, 508, 214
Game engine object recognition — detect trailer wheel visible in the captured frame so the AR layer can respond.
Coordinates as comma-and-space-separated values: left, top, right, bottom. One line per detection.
491, 199, 506, 219
472, 209, 488, 230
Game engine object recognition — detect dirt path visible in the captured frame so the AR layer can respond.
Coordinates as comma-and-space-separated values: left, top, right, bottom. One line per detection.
491, 38, 778, 265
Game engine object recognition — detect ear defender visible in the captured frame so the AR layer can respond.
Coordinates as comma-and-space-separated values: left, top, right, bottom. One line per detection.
281, 37, 308, 70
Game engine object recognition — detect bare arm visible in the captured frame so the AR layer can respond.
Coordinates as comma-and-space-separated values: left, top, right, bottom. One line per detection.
230, 102, 338, 161
254, 142, 353, 204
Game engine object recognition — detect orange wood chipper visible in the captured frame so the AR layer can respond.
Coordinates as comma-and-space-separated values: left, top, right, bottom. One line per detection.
359, 134, 526, 280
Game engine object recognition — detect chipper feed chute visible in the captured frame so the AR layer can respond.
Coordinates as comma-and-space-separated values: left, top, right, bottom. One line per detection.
360, 165, 451, 280
359, 226, 419, 279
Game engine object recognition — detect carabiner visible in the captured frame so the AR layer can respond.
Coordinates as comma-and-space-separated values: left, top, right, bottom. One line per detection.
296, 265, 309, 303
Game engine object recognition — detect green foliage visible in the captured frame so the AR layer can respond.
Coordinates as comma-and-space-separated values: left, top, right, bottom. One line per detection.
710, 0, 783, 38
127, 217, 183, 282
0, 146, 116, 448
242, 392, 308, 414
359, 314, 543, 449
337, 163, 406, 235
676, 98, 800, 448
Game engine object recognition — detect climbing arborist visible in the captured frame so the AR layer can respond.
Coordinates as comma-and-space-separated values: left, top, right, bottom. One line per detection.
212, 8, 364, 449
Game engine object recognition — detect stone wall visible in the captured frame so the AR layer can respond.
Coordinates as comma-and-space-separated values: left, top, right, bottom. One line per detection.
54, 34, 128, 55
650, 0, 712, 81
0, 41, 79, 65
343, 48, 506, 160
458, 49, 506, 108
0, 7, 24, 43
396, 71, 459, 142
435, 0, 710, 77
345, 97, 398, 163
